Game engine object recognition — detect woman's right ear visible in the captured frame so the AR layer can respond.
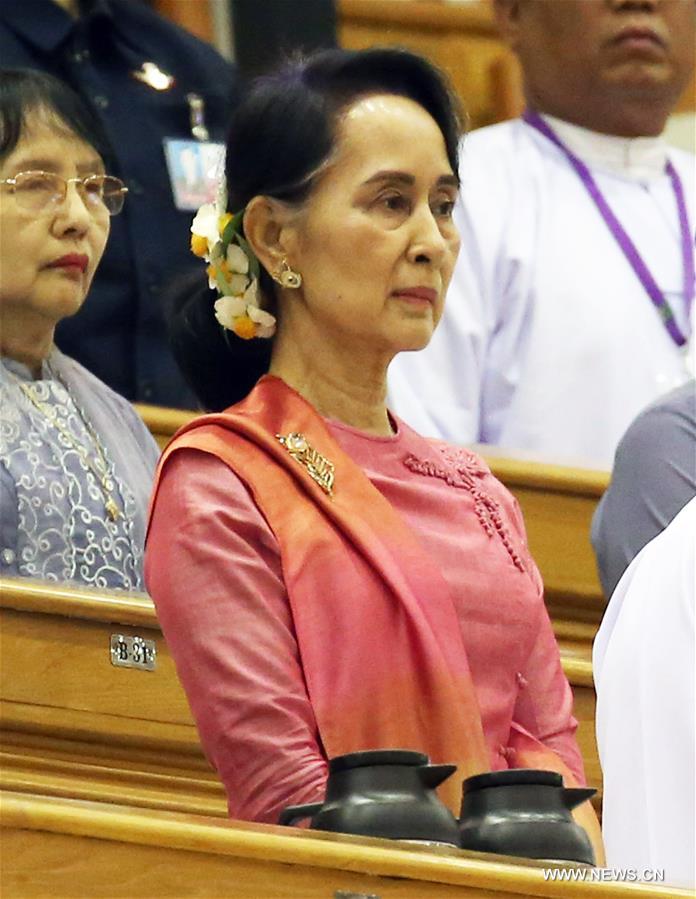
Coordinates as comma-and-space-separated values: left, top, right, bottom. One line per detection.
243, 196, 295, 281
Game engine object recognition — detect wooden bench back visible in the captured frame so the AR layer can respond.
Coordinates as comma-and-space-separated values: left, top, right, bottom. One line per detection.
6, 790, 690, 899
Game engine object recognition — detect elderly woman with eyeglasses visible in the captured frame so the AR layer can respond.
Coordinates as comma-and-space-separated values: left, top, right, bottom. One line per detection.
0, 69, 159, 590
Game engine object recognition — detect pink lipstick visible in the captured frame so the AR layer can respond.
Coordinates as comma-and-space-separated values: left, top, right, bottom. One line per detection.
48, 253, 89, 273
393, 287, 438, 305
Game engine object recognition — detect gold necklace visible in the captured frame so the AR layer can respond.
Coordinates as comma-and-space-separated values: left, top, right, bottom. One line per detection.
16, 379, 121, 522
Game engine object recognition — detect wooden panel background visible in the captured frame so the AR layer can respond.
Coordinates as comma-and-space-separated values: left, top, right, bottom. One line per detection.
151, 0, 694, 127
338, 0, 524, 127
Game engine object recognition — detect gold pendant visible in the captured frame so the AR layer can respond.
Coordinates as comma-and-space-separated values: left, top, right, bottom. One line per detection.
277, 432, 335, 497
105, 498, 120, 521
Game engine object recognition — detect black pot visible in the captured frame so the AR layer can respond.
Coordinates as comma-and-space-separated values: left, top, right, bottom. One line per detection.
279, 749, 461, 846
458, 769, 596, 865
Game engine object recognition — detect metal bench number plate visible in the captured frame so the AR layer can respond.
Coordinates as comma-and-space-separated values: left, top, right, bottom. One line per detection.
110, 634, 156, 671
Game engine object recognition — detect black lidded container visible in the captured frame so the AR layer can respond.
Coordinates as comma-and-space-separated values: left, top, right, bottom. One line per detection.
279, 749, 461, 846
458, 769, 596, 865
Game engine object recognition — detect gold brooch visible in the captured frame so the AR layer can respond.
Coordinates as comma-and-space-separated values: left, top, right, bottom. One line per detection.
276, 433, 335, 496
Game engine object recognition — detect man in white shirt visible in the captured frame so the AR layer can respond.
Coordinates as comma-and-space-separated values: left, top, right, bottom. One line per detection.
594, 496, 695, 889
388, 0, 695, 468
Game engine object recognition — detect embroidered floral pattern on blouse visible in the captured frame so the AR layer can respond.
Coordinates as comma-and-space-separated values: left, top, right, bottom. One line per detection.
0, 377, 142, 589
402, 444, 526, 572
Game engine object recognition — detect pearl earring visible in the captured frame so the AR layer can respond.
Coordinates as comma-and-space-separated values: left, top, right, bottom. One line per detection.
276, 259, 302, 289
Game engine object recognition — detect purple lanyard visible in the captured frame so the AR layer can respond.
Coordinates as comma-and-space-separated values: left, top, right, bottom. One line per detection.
524, 109, 694, 348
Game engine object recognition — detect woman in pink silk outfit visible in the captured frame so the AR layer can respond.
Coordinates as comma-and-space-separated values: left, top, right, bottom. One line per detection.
146, 48, 601, 857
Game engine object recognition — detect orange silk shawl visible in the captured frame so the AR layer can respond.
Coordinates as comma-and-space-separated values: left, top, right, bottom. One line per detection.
148, 375, 600, 842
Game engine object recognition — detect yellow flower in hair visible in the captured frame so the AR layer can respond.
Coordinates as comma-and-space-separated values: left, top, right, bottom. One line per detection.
190, 203, 219, 259
214, 295, 247, 331
191, 233, 209, 258
232, 315, 257, 340
192, 196, 276, 340
218, 212, 233, 233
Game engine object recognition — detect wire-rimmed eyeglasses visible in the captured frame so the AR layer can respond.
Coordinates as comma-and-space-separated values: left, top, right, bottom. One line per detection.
0, 170, 128, 216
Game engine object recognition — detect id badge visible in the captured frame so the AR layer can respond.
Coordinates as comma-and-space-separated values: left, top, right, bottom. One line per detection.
163, 138, 225, 211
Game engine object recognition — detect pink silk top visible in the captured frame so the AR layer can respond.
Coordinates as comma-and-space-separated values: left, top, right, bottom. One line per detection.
146, 402, 584, 824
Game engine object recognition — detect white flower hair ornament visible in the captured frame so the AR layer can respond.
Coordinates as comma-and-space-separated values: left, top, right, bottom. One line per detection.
190, 200, 276, 340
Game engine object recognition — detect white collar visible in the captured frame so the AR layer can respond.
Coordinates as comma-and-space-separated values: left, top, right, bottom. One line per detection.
537, 113, 669, 182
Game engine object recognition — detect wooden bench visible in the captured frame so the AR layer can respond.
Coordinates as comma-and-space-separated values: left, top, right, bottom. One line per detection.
3, 791, 688, 898
481, 455, 609, 643
0, 576, 600, 818
0, 578, 227, 818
